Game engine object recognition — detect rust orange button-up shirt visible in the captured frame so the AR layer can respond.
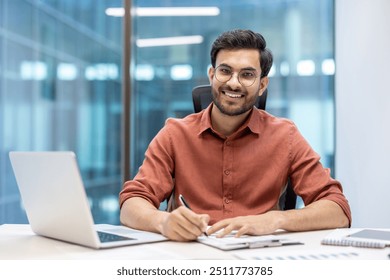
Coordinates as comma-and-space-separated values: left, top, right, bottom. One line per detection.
119, 104, 352, 225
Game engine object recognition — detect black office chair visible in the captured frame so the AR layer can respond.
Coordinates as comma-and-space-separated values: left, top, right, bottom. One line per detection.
191, 85, 297, 210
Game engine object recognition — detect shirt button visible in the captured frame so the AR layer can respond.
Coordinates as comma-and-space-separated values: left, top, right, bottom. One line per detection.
224, 197, 231, 204
225, 141, 231, 146
224, 170, 230, 175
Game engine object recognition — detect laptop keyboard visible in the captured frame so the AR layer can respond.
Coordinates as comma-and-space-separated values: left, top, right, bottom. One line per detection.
97, 231, 136, 243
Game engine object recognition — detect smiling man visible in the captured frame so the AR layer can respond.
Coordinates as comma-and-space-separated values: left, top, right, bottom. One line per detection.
119, 29, 352, 241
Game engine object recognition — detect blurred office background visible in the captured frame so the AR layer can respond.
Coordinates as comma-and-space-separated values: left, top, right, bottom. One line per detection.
1, 0, 337, 225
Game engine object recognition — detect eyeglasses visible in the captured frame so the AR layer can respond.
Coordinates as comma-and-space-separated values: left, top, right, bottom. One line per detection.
214, 65, 260, 87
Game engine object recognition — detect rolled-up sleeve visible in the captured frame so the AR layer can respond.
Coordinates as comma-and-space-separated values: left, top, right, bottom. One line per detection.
119, 123, 175, 209
288, 123, 352, 225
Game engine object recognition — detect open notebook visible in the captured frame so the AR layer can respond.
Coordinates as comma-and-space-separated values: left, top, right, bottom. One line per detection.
9, 151, 167, 249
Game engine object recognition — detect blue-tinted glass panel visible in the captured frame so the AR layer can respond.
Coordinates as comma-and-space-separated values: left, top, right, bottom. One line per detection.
0, 0, 123, 224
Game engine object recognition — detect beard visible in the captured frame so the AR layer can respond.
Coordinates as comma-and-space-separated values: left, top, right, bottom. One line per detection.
211, 85, 258, 116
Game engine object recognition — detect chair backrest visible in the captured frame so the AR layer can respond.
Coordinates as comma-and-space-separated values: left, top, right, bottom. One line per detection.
191, 85, 297, 210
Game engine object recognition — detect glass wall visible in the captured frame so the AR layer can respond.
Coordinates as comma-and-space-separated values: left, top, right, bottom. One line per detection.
0, 0, 123, 224
0, 0, 335, 224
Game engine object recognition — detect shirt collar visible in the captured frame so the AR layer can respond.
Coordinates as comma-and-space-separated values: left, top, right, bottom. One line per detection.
198, 103, 262, 136
198, 104, 213, 136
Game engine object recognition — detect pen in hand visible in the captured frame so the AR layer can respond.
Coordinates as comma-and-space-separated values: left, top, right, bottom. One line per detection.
179, 194, 208, 237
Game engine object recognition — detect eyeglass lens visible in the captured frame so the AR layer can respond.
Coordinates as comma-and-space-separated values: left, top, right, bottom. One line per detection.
215, 66, 258, 87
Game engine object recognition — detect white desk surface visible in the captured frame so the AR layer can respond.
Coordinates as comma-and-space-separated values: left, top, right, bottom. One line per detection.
1, 224, 389, 260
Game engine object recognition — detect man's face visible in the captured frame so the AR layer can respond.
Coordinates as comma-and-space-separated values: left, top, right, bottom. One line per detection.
208, 49, 268, 116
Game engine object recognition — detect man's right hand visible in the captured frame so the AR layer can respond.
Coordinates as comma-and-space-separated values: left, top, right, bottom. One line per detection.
120, 197, 209, 242
159, 206, 209, 241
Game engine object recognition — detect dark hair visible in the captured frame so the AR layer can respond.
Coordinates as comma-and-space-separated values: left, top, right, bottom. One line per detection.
210, 29, 273, 78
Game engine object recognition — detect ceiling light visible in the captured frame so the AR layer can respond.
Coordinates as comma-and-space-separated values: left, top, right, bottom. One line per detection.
297, 60, 315, 76
135, 64, 155, 81
20, 61, 47, 80
170, 65, 193, 80
322, 59, 335, 75
57, 63, 78, 80
136, 35, 203, 48
105, 7, 220, 17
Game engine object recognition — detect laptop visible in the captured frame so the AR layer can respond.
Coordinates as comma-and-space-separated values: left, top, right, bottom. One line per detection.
9, 151, 167, 249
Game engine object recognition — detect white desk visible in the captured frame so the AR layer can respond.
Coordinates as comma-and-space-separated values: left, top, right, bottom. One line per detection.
0, 224, 389, 260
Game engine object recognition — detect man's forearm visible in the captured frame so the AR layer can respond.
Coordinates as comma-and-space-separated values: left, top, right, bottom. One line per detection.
278, 199, 350, 232
120, 197, 168, 234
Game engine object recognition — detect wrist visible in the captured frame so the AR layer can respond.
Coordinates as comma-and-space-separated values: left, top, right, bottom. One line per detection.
154, 210, 170, 234
272, 210, 288, 230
